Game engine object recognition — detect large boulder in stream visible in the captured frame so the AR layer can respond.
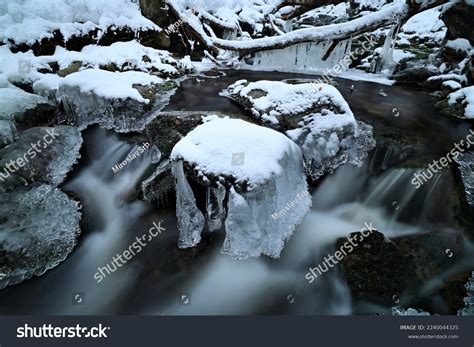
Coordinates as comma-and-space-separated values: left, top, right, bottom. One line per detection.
0, 125, 83, 289
170, 116, 311, 259
336, 229, 465, 313
224, 80, 375, 179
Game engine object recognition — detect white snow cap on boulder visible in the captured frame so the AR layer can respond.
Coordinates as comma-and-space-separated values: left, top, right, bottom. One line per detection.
225, 80, 375, 179
171, 117, 311, 259
226, 79, 356, 127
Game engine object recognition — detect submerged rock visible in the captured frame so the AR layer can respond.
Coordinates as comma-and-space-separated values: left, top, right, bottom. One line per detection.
225, 80, 375, 179
337, 229, 464, 312
0, 184, 81, 289
170, 116, 311, 259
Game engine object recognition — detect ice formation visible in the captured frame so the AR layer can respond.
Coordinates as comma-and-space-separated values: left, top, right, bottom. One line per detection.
455, 152, 474, 206
0, 184, 81, 289
242, 40, 353, 73
170, 117, 311, 259
225, 80, 376, 179
458, 271, 474, 316
33, 69, 175, 132
391, 307, 430, 316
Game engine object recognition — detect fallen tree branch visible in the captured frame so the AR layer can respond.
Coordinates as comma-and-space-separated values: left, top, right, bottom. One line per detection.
210, 1, 409, 56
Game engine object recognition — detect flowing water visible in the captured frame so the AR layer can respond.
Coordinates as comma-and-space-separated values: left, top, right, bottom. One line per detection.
0, 70, 472, 315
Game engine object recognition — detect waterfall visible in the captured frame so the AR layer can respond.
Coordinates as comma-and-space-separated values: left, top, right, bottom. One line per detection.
241, 39, 353, 74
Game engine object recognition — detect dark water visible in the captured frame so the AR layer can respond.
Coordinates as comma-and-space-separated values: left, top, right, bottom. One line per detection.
0, 70, 472, 315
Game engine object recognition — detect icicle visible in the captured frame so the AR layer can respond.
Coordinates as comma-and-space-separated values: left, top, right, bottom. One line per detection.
172, 160, 205, 248
206, 184, 226, 232
243, 40, 352, 73
222, 187, 263, 259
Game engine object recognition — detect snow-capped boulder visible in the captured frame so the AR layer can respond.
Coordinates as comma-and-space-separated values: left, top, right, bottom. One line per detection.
0, 184, 81, 290
170, 116, 311, 259
33, 69, 177, 132
447, 86, 474, 119
225, 80, 375, 179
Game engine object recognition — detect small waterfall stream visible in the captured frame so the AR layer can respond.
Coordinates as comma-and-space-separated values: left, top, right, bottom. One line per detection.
0, 71, 472, 315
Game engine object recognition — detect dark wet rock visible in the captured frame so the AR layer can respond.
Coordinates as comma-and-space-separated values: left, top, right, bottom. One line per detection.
0, 126, 82, 188
441, 1, 474, 45
435, 98, 466, 119
393, 65, 436, 86
0, 184, 81, 290
57, 61, 83, 77
139, 0, 169, 30
337, 229, 464, 311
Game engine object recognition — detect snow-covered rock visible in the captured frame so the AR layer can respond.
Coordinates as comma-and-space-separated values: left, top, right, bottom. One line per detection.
225, 80, 375, 179
170, 116, 311, 259
0, 0, 159, 46
33, 69, 177, 132
0, 184, 81, 290
448, 86, 474, 119
398, 6, 447, 48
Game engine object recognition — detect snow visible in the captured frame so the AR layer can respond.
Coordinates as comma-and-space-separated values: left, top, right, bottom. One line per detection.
449, 86, 474, 119
225, 80, 375, 179
0, 0, 159, 45
226, 80, 355, 126
170, 0, 280, 33
446, 38, 473, 53
399, 5, 446, 46
171, 116, 299, 186
37, 41, 184, 75
210, 1, 408, 50
442, 80, 462, 90
171, 116, 311, 259
34, 69, 163, 103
